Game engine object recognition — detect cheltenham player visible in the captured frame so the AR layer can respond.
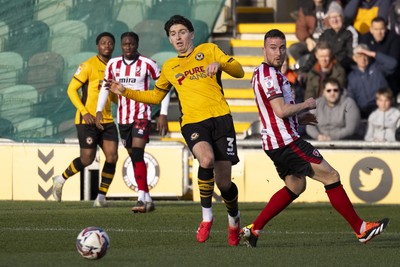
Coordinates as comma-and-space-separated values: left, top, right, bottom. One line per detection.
52, 32, 119, 207
96, 32, 170, 213
107, 15, 244, 246
239, 29, 390, 247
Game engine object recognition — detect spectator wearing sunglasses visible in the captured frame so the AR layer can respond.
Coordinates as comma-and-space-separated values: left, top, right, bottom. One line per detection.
306, 77, 361, 140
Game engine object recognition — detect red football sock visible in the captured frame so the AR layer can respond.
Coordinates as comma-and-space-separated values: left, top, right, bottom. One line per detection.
134, 161, 148, 192
253, 187, 295, 231
326, 184, 363, 234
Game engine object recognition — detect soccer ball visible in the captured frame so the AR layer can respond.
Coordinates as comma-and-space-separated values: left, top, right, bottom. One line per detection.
76, 226, 110, 260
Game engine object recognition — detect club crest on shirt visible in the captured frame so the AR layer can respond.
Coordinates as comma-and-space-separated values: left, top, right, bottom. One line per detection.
265, 76, 274, 88
191, 132, 200, 140
135, 66, 141, 75
195, 52, 204, 61
86, 137, 93, 145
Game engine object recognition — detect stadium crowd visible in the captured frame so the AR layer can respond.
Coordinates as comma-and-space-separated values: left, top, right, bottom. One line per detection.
289, 0, 400, 142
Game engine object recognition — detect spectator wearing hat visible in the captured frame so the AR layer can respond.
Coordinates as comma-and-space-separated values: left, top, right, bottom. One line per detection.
347, 44, 397, 119
300, 1, 358, 73
364, 88, 400, 142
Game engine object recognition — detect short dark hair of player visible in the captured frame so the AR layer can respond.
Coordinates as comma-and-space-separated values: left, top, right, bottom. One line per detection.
164, 15, 194, 37
96, 32, 115, 45
264, 29, 286, 42
121, 32, 139, 43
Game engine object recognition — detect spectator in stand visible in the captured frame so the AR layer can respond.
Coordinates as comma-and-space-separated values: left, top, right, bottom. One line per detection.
359, 16, 400, 99
304, 41, 346, 100
364, 87, 400, 142
306, 77, 361, 140
388, 0, 400, 35
344, 0, 391, 35
301, 1, 357, 73
289, 0, 334, 63
347, 44, 397, 119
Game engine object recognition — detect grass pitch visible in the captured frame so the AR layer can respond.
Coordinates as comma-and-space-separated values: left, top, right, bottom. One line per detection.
0, 201, 399, 267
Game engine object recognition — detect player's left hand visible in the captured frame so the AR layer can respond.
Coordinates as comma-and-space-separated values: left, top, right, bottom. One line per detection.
206, 62, 220, 77
298, 112, 317, 125
156, 114, 169, 136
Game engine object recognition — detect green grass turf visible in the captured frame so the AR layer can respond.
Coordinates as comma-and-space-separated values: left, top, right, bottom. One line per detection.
0, 201, 399, 267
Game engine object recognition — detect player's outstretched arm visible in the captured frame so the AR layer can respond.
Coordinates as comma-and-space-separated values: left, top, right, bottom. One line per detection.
107, 79, 168, 105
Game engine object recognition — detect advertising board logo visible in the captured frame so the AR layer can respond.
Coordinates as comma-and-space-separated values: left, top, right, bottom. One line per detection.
350, 157, 392, 203
122, 152, 160, 191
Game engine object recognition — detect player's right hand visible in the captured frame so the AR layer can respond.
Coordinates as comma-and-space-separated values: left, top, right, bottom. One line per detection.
304, 97, 316, 110
83, 113, 95, 126
95, 111, 104, 131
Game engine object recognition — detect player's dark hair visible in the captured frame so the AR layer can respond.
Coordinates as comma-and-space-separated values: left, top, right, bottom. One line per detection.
264, 29, 286, 42
164, 15, 194, 36
96, 32, 115, 45
371, 16, 387, 26
120, 32, 139, 44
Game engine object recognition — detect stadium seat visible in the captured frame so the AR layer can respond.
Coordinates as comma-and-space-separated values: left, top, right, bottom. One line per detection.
148, 0, 191, 22
49, 20, 89, 41
0, 20, 9, 52
14, 117, 55, 139
87, 20, 129, 51
115, 0, 147, 30
0, 117, 13, 139
63, 51, 97, 84
191, 0, 225, 33
151, 51, 177, 67
24, 51, 65, 96
49, 34, 85, 61
7, 20, 50, 61
133, 19, 166, 57
34, 1, 70, 26
0, 51, 24, 90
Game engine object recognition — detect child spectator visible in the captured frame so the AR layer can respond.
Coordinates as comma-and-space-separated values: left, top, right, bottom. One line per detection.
364, 88, 400, 142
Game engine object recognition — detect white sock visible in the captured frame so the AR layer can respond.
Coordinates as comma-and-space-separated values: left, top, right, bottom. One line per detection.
97, 194, 105, 201
228, 211, 240, 228
202, 207, 213, 222
138, 190, 145, 202
359, 221, 366, 233
57, 175, 66, 184
144, 192, 152, 203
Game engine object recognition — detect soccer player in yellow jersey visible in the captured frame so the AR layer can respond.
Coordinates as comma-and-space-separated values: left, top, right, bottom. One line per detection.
52, 32, 119, 207
108, 15, 245, 246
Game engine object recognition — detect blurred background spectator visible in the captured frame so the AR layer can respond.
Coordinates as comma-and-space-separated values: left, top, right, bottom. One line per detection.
289, 0, 335, 62
344, 0, 391, 34
364, 87, 400, 142
388, 0, 400, 35
347, 44, 397, 119
301, 1, 357, 73
304, 41, 346, 99
306, 77, 361, 140
359, 16, 400, 100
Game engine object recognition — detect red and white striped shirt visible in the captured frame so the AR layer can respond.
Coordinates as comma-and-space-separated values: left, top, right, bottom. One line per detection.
252, 63, 300, 150
99, 55, 160, 124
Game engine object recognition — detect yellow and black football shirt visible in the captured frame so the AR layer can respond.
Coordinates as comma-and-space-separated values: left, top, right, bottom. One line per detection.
67, 55, 114, 125
156, 43, 237, 126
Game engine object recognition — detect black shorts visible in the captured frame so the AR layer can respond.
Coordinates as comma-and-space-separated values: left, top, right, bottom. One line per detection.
118, 119, 151, 148
265, 138, 323, 179
181, 114, 239, 165
76, 123, 118, 149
